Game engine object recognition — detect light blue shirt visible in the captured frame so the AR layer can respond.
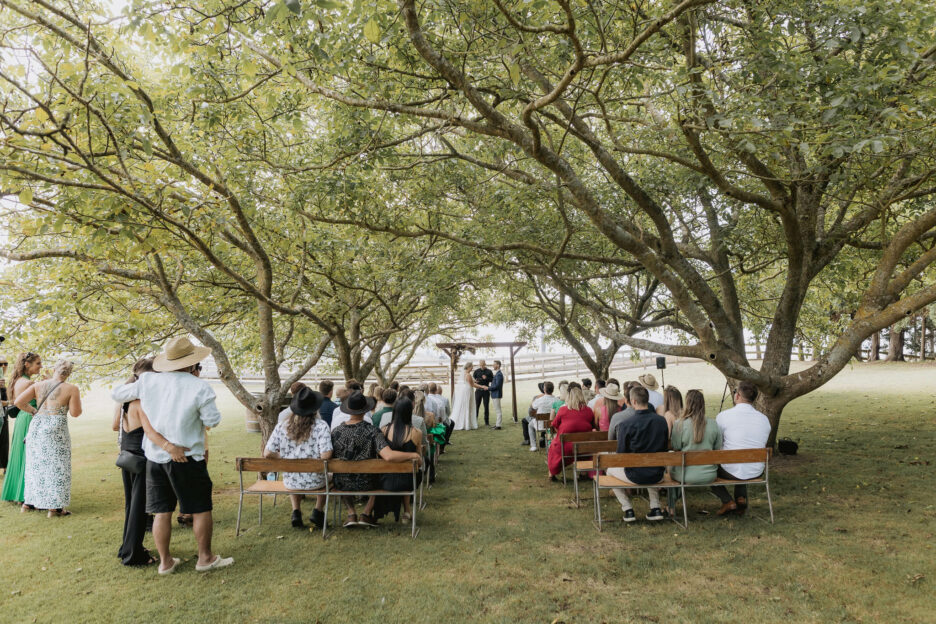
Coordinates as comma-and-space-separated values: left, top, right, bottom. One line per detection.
111, 371, 222, 463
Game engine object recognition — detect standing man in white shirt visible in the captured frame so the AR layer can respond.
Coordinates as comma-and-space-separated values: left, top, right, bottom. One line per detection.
710, 381, 771, 516
111, 336, 233, 575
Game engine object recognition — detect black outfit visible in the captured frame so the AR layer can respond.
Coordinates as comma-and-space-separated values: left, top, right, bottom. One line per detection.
145, 459, 214, 515
0, 384, 9, 470
373, 428, 420, 521
614, 408, 669, 484
712, 466, 761, 504
118, 423, 151, 566
473, 368, 494, 425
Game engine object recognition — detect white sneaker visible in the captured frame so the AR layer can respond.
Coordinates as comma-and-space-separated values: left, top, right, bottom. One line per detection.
529, 447, 538, 452
195, 555, 234, 572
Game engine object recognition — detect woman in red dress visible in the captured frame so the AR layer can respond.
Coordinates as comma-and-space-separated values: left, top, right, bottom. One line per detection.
547, 384, 595, 478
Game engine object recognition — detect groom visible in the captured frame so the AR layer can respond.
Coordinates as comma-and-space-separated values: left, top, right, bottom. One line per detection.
473, 360, 494, 426
489, 361, 505, 429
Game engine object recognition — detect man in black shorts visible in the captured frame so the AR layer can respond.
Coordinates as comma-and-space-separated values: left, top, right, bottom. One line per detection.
112, 336, 233, 575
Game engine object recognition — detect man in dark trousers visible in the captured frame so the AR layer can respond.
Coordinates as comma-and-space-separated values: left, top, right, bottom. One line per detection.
473, 360, 494, 426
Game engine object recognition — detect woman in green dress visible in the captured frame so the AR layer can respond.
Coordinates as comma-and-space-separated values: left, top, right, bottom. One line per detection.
1, 352, 42, 507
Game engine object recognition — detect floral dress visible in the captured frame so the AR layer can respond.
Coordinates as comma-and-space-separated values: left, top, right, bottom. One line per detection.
330, 421, 387, 491
264, 418, 332, 490
24, 382, 71, 509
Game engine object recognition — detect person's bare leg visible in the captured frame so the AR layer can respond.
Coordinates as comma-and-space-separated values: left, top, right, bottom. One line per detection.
363, 495, 376, 515
192, 511, 215, 566
342, 497, 356, 516
290, 494, 302, 512
315, 495, 326, 511
402, 496, 411, 514
153, 512, 173, 572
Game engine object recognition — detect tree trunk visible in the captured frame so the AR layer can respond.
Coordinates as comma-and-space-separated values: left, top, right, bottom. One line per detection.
869, 332, 880, 361
754, 336, 762, 359
920, 315, 926, 361
885, 326, 905, 361
753, 393, 792, 449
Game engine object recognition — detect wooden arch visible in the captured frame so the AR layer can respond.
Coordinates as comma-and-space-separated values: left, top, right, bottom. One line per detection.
436, 341, 527, 422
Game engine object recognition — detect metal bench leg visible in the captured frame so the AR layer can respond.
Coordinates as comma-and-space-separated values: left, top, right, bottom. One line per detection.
322, 494, 330, 539
258, 493, 263, 527
236, 492, 244, 537
681, 486, 688, 529
595, 479, 603, 531
765, 483, 775, 524
573, 467, 580, 507
272, 493, 277, 508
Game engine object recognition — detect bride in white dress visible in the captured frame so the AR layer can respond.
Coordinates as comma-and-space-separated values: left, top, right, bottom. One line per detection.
451, 362, 486, 431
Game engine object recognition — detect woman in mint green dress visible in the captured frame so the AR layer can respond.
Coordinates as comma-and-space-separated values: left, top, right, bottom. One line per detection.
1, 352, 42, 507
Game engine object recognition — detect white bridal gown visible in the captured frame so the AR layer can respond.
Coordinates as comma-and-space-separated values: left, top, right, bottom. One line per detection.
451, 372, 478, 431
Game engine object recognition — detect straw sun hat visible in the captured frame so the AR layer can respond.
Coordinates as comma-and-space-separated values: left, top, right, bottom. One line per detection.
638, 373, 660, 391
598, 383, 624, 401
153, 336, 212, 372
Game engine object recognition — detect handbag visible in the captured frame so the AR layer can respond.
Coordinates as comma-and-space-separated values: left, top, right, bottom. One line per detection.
4, 404, 18, 419
777, 437, 799, 455
116, 450, 147, 474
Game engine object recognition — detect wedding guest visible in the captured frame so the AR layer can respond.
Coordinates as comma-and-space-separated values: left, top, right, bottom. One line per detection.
366, 382, 380, 400
113, 357, 156, 566
371, 388, 397, 429
528, 381, 555, 452
1, 351, 41, 506
666, 389, 722, 516
375, 398, 423, 522
263, 387, 332, 529
521, 382, 546, 447
318, 380, 338, 427
711, 381, 771, 516
111, 336, 232, 574
608, 386, 668, 522
330, 387, 375, 430
605, 385, 635, 439
278, 382, 308, 425
660, 386, 683, 437
412, 390, 431, 435
547, 386, 595, 479
0, 358, 9, 473
587, 379, 606, 410
330, 392, 421, 528
17, 359, 82, 517
551, 381, 570, 418
638, 374, 664, 410
372, 385, 388, 412
432, 384, 454, 447
388, 381, 400, 391
594, 383, 623, 432
581, 378, 594, 403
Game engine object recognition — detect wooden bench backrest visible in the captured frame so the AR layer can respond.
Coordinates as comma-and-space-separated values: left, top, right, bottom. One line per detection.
535, 414, 551, 423
683, 448, 770, 466
236, 457, 326, 473
573, 440, 617, 455
595, 452, 683, 469
559, 431, 608, 445
327, 459, 416, 474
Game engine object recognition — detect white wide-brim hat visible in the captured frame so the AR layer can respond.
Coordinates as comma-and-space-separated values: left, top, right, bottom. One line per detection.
598, 383, 624, 401
153, 336, 212, 372
638, 374, 659, 391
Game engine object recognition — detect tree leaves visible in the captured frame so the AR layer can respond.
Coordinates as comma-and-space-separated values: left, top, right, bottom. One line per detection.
364, 19, 381, 44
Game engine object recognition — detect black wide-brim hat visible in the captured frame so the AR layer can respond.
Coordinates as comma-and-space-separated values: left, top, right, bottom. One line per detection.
291, 387, 325, 418
341, 391, 375, 416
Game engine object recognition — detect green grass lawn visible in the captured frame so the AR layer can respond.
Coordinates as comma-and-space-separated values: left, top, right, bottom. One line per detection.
1, 361, 933, 623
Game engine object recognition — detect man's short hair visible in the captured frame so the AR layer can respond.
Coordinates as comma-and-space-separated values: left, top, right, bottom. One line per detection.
595, 379, 606, 389
544, 381, 554, 394
607, 377, 620, 387
428, 382, 438, 393
629, 385, 649, 406
494, 360, 501, 367
348, 381, 363, 392
582, 378, 592, 388
335, 387, 351, 400
736, 381, 758, 402
289, 381, 307, 395
319, 380, 334, 395
382, 388, 398, 404
389, 381, 400, 390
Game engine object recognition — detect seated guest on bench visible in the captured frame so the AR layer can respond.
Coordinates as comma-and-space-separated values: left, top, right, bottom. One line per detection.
547, 385, 595, 479
371, 388, 397, 429
661, 386, 683, 437
608, 386, 669, 522
375, 398, 423, 522
278, 382, 308, 425
711, 381, 771, 516
587, 379, 605, 410
330, 392, 421, 528
318, 380, 338, 427
263, 387, 333, 529
605, 384, 632, 439
527, 381, 555, 452
666, 389, 722, 515
521, 382, 545, 447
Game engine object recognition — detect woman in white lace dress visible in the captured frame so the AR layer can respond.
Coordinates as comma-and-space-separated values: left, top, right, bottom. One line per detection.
15, 360, 82, 517
451, 362, 487, 431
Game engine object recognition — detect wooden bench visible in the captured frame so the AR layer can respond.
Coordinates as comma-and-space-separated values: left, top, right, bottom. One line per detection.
326, 459, 422, 538
592, 448, 773, 530
235, 458, 328, 537
570, 439, 617, 508
235, 457, 422, 539
555, 431, 609, 485
533, 414, 553, 451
